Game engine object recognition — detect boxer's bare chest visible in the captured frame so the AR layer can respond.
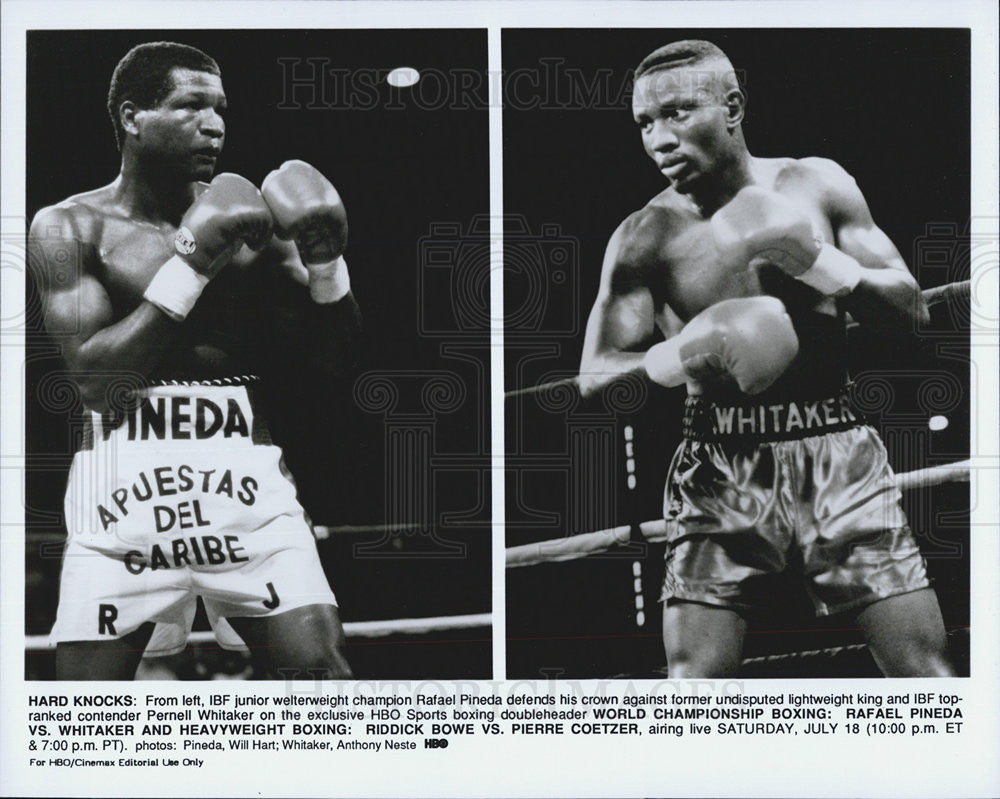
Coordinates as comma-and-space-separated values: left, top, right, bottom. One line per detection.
638, 174, 848, 397
96, 215, 176, 312
92, 211, 254, 376
645, 181, 835, 328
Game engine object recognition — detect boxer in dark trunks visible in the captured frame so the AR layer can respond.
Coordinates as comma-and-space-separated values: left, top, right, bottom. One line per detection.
579, 40, 953, 678
30, 42, 359, 680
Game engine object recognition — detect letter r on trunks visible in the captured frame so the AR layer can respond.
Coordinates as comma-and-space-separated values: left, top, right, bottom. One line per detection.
98, 603, 118, 635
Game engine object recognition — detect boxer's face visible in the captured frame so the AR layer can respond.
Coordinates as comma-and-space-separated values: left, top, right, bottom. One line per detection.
632, 66, 733, 192
133, 67, 227, 180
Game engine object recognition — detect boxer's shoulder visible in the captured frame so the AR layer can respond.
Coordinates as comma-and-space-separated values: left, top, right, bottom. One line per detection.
603, 208, 669, 288
642, 184, 693, 216
30, 185, 115, 242
29, 189, 122, 291
768, 155, 856, 197
753, 156, 862, 226
619, 198, 687, 254
32, 182, 213, 245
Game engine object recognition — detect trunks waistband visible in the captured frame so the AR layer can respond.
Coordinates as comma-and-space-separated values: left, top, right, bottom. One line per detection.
80, 375, 272, 451
147, 374, 261, 388
682, 386, 864, 442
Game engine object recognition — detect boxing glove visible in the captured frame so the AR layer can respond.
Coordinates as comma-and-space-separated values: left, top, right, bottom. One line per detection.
711, 186, 862, 296
261, 160, 350, 303
643, 296, 799, 395
144, 173, 273, 320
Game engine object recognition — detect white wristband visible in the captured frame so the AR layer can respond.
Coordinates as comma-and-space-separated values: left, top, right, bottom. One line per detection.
798, 244, 863, 296
307, 255, 351, 303
143, 255, 210, 321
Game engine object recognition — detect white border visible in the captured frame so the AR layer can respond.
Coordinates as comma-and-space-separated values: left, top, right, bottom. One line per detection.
2, 1, 998, 797
488, 23, 507, 681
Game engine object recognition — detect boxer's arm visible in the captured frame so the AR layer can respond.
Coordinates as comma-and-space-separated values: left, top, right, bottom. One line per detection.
817, 159, 929, 332
579, 221, 657, 398
29, 206, 179, 413
259, 237, 363, 383
254, 160, 362, 382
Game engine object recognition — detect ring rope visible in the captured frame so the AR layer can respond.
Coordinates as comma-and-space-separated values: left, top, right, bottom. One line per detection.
922, 279, 970, 307
507, 459, 970, 569
504, 280, 970, 400
27, 612, 492, 652
313, 522, 426, 539
895, 459, 970, 492
25, 522, 431, 545
741, 641, 866, 667
504, 375, 580, 401
618, 628, 968, 677
739, 627, 968, 668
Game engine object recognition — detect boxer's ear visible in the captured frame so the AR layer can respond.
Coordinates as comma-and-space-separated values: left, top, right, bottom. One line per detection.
120, 101, 140, 137
724, 88, 745, 127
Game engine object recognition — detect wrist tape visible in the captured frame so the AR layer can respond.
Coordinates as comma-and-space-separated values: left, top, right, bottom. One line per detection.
306, 255, 351, 303
143, 255, 210, 321
799, 244, 863, 296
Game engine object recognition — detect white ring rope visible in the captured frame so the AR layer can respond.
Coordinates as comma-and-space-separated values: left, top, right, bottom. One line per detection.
27, 613, 492, 652
313, 522, 426, 539
507, 460, 970, 569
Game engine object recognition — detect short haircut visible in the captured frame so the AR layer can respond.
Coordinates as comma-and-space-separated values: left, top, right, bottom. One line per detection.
107, 42, 220, 150
634, 40, 738, 95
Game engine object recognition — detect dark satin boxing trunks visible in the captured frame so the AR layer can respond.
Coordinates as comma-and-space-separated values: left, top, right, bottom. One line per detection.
660, 388, 930, 616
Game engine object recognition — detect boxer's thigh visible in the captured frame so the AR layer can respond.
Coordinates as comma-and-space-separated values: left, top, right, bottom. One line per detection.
51, 538, 194, 679
194, 523, 349, 677
56, 623, 156, 680
227, 604, 352, 679
857, 589, 953, 677
662, 600, 747, 678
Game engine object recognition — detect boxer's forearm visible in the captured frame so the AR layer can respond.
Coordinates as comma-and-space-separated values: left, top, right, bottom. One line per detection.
266, 283, 363, 383
841, 267, 929, 334
305, 290, 363, 380
68, 303, 182, 412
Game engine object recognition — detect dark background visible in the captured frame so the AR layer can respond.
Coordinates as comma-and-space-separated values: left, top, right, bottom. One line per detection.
25, 29, 491, 679
504, 29, 971, 678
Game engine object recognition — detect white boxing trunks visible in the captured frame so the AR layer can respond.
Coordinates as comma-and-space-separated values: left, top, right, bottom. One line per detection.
51, 377, 337, 656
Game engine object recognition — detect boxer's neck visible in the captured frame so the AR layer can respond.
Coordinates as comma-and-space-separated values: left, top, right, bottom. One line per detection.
683, 148, 754, 216
116, 157, 197, 226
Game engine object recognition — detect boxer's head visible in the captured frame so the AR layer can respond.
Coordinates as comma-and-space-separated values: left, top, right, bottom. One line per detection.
631, 40, 746, 192
108, 42, 225, 179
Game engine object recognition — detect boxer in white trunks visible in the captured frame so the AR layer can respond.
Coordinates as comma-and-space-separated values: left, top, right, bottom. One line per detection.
30, 42, 359, 680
